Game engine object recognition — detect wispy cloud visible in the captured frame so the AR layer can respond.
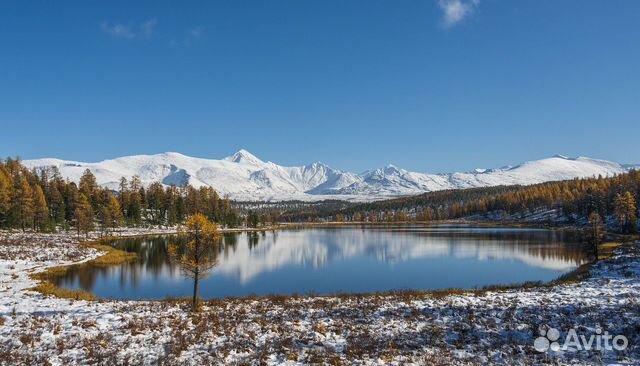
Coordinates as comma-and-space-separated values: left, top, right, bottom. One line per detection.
170, 26, 204, 47
188, 26, 204, 39
100, 19, 157, 40
438, 0, 479, 28
139, 19, 157, 39
100, 23, 134, 39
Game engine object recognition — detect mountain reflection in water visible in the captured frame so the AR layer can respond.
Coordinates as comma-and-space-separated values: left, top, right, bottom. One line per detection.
54, 225, 589, 299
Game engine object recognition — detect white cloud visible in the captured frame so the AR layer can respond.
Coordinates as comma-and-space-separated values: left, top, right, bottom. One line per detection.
438, 0, 479, 28
100, 19, 157, 40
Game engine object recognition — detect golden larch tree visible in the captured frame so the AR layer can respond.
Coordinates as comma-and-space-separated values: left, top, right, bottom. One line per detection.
168, 213, 221, 310
614, 192, 637, 233
32, 185, 49, 231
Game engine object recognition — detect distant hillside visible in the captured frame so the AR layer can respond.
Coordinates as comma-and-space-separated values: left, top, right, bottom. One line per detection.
278, 170, 640, 233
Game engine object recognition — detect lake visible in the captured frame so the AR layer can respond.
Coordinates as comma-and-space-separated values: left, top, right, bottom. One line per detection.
53, 225, 589, 299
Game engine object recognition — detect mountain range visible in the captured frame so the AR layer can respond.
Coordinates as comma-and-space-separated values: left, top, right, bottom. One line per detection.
23, 150, 634, 202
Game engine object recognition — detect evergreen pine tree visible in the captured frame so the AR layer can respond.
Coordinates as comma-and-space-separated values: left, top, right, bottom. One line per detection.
127, 176, 143, 225
47, 183, 66, 226
79, 169, 98, 194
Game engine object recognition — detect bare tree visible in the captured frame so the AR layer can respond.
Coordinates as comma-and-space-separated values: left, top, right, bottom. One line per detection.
588, 211, 603, 261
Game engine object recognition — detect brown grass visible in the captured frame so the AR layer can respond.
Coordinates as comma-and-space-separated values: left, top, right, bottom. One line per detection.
30, 281, 96, 301
88, 244, 138, 266
598, 242, 622, 260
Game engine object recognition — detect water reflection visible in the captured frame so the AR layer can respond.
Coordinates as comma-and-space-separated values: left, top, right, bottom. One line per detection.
54, 225, 589, 299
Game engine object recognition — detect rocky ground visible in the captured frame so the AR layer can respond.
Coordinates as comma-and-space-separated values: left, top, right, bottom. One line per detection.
0, 230, 638, 365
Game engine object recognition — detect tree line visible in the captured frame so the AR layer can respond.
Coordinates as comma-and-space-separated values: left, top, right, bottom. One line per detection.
0, 157, 242, 235
2, 155, 637, 235
281, 170, 639, 233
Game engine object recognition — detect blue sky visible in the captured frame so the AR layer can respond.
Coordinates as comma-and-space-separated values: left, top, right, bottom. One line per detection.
1, 1, 639, 173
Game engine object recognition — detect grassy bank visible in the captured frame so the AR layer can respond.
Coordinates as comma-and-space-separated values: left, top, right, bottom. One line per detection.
30, 239, 138, 301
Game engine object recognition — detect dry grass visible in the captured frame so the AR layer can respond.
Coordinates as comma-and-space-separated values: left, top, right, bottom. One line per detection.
88, 244, 138, 266
34, 265, 70, 278
30, 281, 96, 301
598, 242, 622, 260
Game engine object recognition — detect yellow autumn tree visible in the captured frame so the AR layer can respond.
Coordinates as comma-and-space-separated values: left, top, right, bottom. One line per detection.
97, 192, 123, 236
32, 185, 49, 231
74, 193, 94, 238
168, 213, 221, 310
0, 169, 10, 226
614, 191, 637, 233
14, 176, 34, 231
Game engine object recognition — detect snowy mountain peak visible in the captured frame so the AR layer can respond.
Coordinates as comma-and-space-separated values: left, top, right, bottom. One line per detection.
22, 151, 632, 202
224, 149, 264, 165
361, 164, 404, 179
383, 164, 402, 174
151, 151, 191, 161
305, 161, 329, 169
553, 154, 570, 160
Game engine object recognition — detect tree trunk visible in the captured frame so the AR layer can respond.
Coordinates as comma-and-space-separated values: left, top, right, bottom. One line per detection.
192, 272, 199, 311
192, 226, 201, 310
592, 225, 599, 262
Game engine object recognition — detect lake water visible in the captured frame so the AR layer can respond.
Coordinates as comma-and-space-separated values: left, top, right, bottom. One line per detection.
53, 225, 589, 299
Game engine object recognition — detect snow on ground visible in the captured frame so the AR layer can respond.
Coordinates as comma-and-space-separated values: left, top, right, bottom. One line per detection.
0, 231, 638, 365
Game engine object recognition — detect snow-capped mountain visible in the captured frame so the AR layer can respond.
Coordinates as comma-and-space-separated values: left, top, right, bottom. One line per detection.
23, 151, 632, 202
